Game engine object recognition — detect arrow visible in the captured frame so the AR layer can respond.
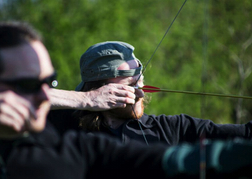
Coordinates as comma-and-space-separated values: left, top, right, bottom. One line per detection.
135, 85, 252, 100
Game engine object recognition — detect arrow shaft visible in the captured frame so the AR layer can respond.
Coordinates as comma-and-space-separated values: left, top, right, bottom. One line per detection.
138, 87, 252, 100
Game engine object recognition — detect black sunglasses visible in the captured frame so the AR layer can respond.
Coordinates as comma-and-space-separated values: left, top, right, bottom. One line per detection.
0, 72, 58, 94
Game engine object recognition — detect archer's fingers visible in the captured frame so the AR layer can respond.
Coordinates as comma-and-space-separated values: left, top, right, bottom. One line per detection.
107, 83, 135, 93
118, 96, 136, 105
115, 83, 144, 98
107, 102, 127, 108
107, 83, 136, 99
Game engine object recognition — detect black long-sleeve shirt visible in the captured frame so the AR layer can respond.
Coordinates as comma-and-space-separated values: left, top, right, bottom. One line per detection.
0, 122, 167, 179
48, 110, 252, 145
2, 121, 252, 179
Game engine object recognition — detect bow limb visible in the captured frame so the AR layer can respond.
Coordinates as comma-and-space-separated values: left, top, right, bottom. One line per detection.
131, 1, 188, 145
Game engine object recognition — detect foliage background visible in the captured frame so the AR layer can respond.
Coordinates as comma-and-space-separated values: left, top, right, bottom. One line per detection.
1, 0, 252, 124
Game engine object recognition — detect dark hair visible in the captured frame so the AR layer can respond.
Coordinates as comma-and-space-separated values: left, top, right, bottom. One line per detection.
0, 21, 41, 48
73, 79, 108, 132
0, 21, 42, 74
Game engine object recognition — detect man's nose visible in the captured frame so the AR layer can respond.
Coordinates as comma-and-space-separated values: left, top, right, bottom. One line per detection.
34, 84, 50, 101
134, 84, 144, 98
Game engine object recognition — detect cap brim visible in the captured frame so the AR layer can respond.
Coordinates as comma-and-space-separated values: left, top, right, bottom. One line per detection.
75, 81, 85, 91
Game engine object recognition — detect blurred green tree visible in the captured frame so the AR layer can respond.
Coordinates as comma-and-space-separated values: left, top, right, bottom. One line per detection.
0, 0, 251, 123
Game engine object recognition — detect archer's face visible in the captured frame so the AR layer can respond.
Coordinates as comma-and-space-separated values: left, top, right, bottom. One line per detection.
0, 41, 54, 133
105, 59, 145, 119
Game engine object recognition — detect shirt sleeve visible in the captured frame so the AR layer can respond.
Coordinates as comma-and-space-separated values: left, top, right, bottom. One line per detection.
163, 139, 252, 178
156, 114, 252, 144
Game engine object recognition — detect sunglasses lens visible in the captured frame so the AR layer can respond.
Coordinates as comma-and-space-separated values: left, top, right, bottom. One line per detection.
16, 75, 57, 94
0, 73, 57, 94
16, 80, 42, 94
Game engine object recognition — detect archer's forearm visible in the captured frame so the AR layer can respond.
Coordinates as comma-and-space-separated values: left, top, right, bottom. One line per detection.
49, 89, 92, 110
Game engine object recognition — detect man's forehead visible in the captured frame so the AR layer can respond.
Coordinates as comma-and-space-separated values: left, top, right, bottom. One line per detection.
117, 59, 139, 70
0, 41, 54, 79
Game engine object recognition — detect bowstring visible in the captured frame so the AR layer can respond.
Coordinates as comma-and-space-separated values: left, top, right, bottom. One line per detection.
131, 105, 149, 146
132, 0, 188, 145
200, 0, 210, 179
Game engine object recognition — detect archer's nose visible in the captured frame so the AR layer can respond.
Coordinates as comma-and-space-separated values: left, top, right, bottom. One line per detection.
135, 85, 144, 98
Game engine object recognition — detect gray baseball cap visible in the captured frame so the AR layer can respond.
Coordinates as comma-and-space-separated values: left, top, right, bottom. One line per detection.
75, 41, 142, 91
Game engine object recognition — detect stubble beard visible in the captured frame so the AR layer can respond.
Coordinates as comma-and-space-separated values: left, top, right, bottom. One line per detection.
107, 97, 144, 120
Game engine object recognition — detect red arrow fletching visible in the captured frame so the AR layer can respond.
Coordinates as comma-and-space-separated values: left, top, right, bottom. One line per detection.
140, 85, 161, 93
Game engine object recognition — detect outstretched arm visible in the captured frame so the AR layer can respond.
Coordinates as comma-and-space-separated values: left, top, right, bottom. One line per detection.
81, 133, 252, 178
49, 83, 136, 111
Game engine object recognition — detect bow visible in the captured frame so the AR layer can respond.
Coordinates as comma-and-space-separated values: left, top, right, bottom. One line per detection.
132, 0, 188, 145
